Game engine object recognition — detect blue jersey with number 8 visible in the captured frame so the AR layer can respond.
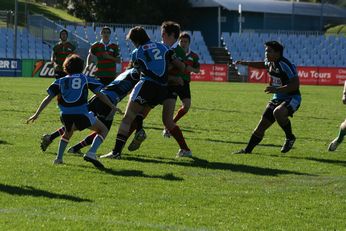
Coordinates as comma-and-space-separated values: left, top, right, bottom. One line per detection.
47, 73, 103, 114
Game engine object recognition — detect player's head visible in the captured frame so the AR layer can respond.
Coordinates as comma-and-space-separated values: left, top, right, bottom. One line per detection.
101, 26, 112, 42
63, 54, 84, 75
161, 21, 180, 46
265, 41, 284, 61
126, 26, 150, 47
59, 29, 68, 42
179, 31, 191, 50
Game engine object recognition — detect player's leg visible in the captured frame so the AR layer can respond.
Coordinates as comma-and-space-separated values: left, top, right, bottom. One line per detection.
82, 113, 108, 168
102, 100, 145, 159
127, 108, 151, 152
41, 126, 65, 152
234, 102, 276, 154
173, 82, 191, 123
54, 116, 75, 164
68, 132, 97, 154
162, 98, 192, 157
328, 119, 346, 151
273, 98, 300, 153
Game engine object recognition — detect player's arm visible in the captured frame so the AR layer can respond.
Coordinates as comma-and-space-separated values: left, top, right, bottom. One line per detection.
102, 53, 121, 63
265, 77, 299, 94
86, 49, 95, 67
27, 95, 54, 123
236, 60, 265, 68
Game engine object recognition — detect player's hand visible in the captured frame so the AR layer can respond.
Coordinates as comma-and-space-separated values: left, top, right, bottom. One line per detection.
26, 114, 38, 124
264, 86, 277, 94
235, 60, 244, 65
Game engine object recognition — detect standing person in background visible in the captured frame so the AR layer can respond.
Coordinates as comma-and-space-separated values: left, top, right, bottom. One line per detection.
161, 21, 195, 157
87, 26, 120, 85
328, 81, 346, 151
171, 31, 200, 125
51, 29, 76, 79
234, 41, 301, 154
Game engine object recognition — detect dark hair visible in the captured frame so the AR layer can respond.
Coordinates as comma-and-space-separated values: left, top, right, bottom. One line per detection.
179, 31, 191, 43
101, 26, 111, 34
59, 29, 68, 38
63, 54, 84, 74
265, 41, 284, 56
161, 21, 180, 39
126, 26, 150, 46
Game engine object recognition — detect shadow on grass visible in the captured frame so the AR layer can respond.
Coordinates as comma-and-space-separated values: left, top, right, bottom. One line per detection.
121, 154, 314, 177
0, 140, 12, 145
202, 138, 282, 148
101, 168, 183, 181
76, 164, 183, 181
0, 183, 92, 202
265, 154, 346, 167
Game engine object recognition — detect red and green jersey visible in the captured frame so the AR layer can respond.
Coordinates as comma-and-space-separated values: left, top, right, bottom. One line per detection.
90, 41, 119, 79
52, 41, 76, 71
184, 50, 200, 81
168, 43, 189, 81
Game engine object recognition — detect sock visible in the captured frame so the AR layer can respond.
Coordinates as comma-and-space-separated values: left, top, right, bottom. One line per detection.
169, 125, 190, 150
50, 127, 65, 141
336, 129, 346, 143
244, 133, 263, 153
73, 133, 97, 151
88, 135, 104, 154
173, 107, 187, 123
113, 133, 128, 154
56, 137, 68, 160
280, 120, 295, 139
128, 114, 144, 136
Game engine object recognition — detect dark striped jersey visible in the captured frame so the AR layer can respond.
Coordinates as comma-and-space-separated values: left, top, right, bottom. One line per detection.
90, 41, 119, 79
265, 57, 301, 100
52, 41, 76, 72
184, 50, 200, 81
47, 74, 103, 114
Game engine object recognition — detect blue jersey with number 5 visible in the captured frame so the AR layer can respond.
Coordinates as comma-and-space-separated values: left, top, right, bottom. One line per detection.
47, 73, 103, 114
131, 41, 173, 85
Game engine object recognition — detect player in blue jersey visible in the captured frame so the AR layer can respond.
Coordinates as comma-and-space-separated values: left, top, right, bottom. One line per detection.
234, 41, 301, 154
101, 26, 186, 159
27, 54, 118, 168
40, 68, 140, 154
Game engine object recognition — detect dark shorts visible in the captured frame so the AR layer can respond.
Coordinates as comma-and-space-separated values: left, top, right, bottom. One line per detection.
166, 81, 191, 100
88, 96, 113, 129
60, 113, 96, 132
55, 70, 67, 79
130, 80, 168, 108
263, 97, 301, 122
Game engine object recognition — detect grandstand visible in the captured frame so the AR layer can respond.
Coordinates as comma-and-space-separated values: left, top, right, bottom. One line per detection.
221, 31, 346, 67
0, 21, 214, 64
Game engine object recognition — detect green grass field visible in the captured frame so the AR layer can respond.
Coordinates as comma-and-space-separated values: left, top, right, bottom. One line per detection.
0, 77, 345, 230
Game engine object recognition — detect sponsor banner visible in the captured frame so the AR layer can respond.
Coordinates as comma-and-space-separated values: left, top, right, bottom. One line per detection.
191, 64, 228, 82
248, 66, 346, 85
0, 59, 22, 77
31, 60, 99, 78
121, 62, 228, 82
